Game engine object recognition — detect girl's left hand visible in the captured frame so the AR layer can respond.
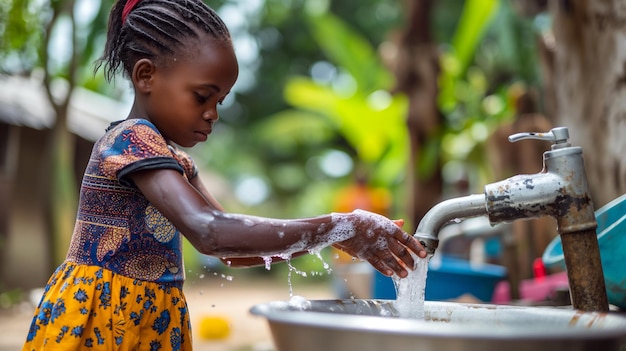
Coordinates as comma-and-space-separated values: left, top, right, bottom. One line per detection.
332, 210, 426, 277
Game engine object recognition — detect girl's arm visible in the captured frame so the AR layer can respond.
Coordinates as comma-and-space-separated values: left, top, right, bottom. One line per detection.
130, 168, 426, 277
189, 175, 225, 211
189, 175, 308, 268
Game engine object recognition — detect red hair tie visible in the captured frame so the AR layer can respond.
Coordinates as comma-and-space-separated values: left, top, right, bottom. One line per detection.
122, 0, 142, 24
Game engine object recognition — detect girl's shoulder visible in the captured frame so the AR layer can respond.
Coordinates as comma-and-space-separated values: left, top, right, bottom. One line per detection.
99, 118, 167, 153
96, 118, 197, 181
105, 118, 160, 135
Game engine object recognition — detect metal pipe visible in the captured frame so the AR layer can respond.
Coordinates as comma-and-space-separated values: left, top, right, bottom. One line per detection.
414, 194, 487, 255
561, 230, 609, 311
485, 172, 564, 223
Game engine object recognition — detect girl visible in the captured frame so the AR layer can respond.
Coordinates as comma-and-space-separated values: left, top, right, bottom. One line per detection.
23, 0, 426, 349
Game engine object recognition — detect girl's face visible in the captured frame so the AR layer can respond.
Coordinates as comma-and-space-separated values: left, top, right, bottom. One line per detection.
142, 38, 239, 148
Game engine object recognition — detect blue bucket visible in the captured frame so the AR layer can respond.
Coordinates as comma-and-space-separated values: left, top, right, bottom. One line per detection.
372, 255, 506, 302
543, 193, 626, 309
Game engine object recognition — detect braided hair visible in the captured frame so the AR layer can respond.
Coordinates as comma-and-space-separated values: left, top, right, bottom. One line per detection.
96, 0, 231, 82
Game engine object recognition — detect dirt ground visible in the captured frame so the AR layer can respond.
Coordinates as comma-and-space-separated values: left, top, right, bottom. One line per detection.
0, 276, 336, 351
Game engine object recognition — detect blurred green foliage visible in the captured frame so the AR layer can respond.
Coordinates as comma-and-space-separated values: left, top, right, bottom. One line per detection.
0, 0, 544, 280
436, 0, 543, 188
0, 288, 23, 309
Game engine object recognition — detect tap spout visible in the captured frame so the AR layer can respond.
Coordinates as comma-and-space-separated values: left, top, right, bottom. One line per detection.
413, 194, 487, 255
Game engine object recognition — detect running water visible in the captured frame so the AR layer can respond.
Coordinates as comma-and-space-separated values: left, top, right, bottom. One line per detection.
261, 250, 334, 297
392, 253, 432, 319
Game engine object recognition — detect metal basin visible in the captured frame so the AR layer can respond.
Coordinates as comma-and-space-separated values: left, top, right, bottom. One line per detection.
250, 299, 626, 351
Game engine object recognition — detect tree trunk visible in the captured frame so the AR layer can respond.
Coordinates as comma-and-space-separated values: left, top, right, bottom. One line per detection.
48, 117, 78, 265
549, 0, 626, 208
393, 0, 443, 228
42, 0, 80, 266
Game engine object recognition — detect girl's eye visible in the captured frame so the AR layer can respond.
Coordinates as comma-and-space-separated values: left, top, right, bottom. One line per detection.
195, 92, 210, 104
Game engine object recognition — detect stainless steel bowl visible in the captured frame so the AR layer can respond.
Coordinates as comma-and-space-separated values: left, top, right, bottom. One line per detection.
250, 299, 626, 351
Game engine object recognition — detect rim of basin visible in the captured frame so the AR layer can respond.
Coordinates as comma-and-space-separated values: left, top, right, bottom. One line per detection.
250, 300, 626, 340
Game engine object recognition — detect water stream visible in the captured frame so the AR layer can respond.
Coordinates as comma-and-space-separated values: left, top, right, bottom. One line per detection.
392, 253, 432, 319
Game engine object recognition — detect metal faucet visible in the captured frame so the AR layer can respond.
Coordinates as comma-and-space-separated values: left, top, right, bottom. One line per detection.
414, 127, 609, 312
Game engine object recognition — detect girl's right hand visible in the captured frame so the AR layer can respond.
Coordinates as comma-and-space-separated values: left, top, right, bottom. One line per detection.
332, 210, 427, 278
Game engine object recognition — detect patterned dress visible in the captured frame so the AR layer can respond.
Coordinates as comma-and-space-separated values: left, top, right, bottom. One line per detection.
23, 119, 198, 351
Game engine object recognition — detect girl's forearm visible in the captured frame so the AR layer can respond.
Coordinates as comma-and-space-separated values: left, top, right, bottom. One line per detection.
188, 211, 352, 258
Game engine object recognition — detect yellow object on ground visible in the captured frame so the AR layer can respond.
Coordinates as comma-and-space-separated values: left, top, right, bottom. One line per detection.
198, 315, 231, 340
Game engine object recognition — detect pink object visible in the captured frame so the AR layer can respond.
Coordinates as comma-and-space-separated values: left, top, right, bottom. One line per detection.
122, 0, 142, 24
491, 271, 569, 304
533, 258, 547, 281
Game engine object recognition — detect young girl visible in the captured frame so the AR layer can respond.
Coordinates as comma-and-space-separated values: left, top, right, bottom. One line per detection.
23, 0, 426, 349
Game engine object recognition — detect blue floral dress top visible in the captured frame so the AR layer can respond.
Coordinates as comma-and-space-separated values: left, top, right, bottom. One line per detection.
23, 119, 198, 351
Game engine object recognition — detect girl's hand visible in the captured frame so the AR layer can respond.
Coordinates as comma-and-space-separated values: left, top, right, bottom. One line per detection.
332, 210, 426, 278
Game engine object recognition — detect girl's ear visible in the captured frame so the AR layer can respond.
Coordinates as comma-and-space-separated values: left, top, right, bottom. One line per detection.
132, 59, 157, 93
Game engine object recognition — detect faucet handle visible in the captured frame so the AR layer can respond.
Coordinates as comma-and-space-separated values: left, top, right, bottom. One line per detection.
508, 127, 571, 148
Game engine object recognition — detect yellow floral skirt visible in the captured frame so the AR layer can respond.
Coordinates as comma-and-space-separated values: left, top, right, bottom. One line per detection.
22, 262, 192, 351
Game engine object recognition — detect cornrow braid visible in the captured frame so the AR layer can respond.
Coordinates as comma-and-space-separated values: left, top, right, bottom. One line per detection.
95, 0, 231, 82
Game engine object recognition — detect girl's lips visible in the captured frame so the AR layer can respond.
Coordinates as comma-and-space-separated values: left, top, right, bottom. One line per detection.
195, 131, 209, 141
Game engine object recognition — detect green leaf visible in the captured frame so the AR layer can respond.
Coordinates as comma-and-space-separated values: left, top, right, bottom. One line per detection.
284, 76, 408, 165
451, 0, 500, 74
255, 109, 335, 148
438, 0, 500, 113
306, 12, 392, 93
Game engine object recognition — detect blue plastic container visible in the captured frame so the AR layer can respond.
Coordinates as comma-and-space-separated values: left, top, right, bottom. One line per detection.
543, 193, 626, 309
372, 255, 506, 302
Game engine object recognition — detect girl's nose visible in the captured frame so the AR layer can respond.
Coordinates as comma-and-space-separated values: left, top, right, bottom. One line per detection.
203, 110, 219, 122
